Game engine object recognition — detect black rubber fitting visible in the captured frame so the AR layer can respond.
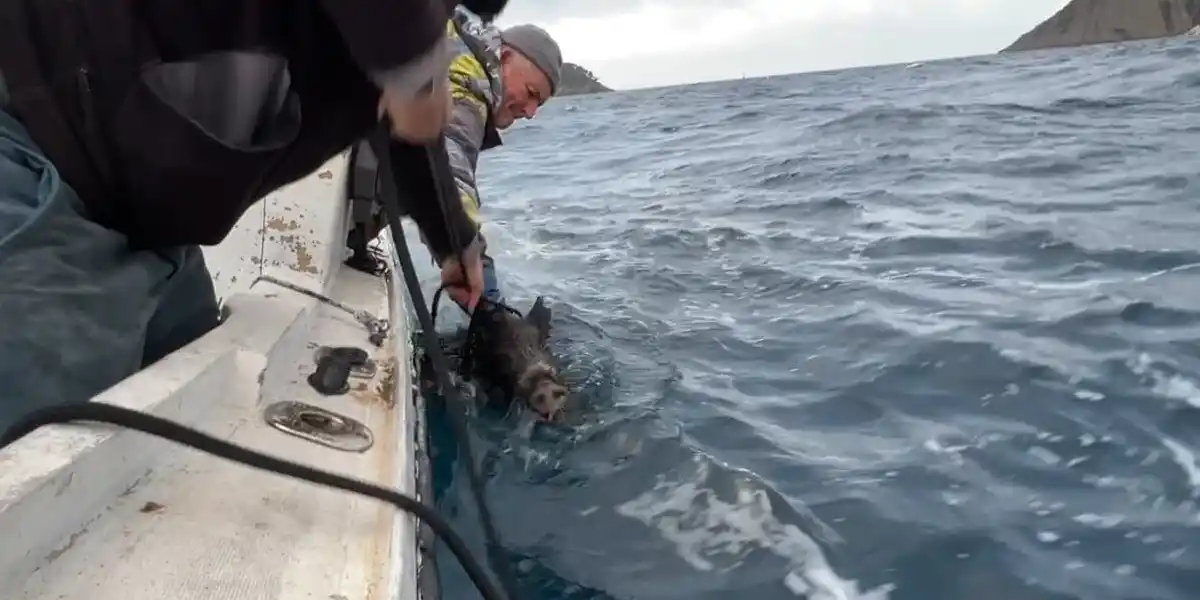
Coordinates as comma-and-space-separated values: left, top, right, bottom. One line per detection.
308, 355, 353, 395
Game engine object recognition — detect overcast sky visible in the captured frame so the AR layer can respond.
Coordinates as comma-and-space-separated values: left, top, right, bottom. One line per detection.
495, 0, 1067, 89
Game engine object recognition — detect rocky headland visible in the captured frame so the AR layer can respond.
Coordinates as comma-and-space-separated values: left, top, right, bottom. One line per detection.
558, 63, 613, 96
1004, 0, 1200, 52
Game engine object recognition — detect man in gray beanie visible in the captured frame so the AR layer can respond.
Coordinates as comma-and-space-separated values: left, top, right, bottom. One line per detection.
493, 23, 563, 126
436, 7, 564, 308
347, 7, 563, 309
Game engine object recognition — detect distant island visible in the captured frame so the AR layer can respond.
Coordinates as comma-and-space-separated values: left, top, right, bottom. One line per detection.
1003, 0, 1200, 52
557, 63, 612, 96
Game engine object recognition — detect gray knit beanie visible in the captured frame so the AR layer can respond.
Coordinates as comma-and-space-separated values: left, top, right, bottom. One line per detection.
500, 24, 563, 95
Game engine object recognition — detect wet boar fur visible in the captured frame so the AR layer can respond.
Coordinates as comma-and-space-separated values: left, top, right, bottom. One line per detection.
469, 297, 567, 419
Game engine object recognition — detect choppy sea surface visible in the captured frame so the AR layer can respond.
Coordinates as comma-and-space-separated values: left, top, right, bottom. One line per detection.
413, 37, 1200, 600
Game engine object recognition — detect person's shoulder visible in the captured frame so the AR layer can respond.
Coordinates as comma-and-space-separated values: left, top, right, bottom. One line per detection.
447, 6, 502, 107
451, 6, 502, 61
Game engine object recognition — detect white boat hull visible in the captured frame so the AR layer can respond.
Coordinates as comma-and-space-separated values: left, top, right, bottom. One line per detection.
0, 152, 428, 600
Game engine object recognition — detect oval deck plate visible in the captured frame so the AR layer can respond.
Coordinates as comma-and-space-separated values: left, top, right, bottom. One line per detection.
263, 401, 375, 453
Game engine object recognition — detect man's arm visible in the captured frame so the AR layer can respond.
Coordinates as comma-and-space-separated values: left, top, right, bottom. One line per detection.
373, 133, 479, 264
444, 52, 495, 225
318, 0, 453, 99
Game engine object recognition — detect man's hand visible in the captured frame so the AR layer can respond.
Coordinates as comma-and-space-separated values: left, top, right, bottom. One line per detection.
440, 237, 486, 312
379, 77, 453, 143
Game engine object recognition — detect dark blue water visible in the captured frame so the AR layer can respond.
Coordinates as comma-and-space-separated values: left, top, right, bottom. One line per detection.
415, 37, 1200, 600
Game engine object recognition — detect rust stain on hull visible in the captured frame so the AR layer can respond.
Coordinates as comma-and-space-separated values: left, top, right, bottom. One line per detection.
293, 243, 317, 274
362, 353, 400, 600
352, 357, 397, 409
266, 217, 301, 232
274, 234, 320, 274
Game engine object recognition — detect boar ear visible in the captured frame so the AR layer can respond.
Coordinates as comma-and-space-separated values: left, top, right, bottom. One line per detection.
524, 296, 552, 345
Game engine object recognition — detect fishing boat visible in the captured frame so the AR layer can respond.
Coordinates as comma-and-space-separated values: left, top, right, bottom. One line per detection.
0, 144, 443, 599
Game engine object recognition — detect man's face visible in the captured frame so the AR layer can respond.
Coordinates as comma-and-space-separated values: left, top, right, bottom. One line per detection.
495, 46, 551, 130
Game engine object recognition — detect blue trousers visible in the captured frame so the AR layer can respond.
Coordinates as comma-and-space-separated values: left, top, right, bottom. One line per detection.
0, 97, 220, 433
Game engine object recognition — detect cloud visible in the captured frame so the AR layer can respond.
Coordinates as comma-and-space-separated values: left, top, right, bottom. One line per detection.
495, 0, 1067, 89
500, 0, 877, 62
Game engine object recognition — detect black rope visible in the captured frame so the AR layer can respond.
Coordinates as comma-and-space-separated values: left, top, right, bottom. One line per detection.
428, 282, 524, 377
0, 402, 508, 600
429, 281, 523, 328
370, 127, 524, 600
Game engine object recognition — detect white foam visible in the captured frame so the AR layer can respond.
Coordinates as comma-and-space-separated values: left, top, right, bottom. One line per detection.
1130, 353, 1200, 409
616, 455, 893, 599
1161, 438, 1200, 492
1072, 513, 1125, 528
1028, 446, 1062, 465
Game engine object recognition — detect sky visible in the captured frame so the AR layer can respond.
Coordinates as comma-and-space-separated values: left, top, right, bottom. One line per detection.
494, 0, 1070, 89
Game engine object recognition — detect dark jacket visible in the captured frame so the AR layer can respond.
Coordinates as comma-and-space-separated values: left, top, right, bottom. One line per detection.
0, 0, 477, 258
